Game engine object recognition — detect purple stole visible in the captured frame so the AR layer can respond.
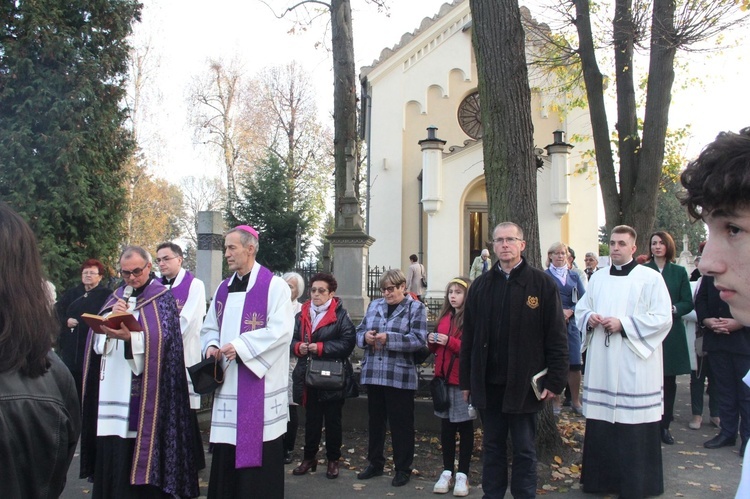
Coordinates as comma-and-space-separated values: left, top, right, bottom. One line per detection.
214, 266, 273, 468
168, 270, 195, 313
93, 281, 171, 484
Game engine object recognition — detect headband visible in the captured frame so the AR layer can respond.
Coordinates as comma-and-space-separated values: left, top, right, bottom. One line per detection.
233, 225, 259, 239
449, 278, 468, 288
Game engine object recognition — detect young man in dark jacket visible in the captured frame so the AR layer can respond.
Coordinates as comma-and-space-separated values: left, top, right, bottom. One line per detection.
460, 222, 568, 498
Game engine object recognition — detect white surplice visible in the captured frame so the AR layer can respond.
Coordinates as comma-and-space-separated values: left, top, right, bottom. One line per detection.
575, 264, 673, 424
200, 264, 293, 445
167, 268, 207, 409
94, 309, 145, 438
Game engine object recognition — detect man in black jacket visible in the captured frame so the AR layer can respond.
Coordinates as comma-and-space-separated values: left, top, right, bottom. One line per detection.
696, 276, 750, 456
460, 222, 568, 499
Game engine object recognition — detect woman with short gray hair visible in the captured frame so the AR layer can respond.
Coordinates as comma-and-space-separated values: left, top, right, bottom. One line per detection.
355, 269, 428, 488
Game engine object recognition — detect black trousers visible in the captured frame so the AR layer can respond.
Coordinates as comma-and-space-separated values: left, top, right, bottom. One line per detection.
365, 384, 415, 473
283, 405, 299, 453
207, 437, 284, 499
661, 375, 677, 429
303, 392, 344, 461
440, 418, 474, 475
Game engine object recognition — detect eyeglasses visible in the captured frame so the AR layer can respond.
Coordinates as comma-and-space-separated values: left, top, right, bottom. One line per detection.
493, 237, 523, 245
380, 285, 399, 293
310, 287, 329, 294
551, 252, 567, 257
81, 271, 100, 276
120, 264, 149, 278
155, 256, 177, 264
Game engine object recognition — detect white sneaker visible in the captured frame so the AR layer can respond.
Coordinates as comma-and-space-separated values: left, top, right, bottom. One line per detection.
453, 472, 469, 497
433, 470, 453, 494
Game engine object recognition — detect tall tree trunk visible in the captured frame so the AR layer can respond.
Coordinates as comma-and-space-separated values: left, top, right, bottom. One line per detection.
470, 0, 541, 267
624, 0, 677, 243
330, 0, 361, 229
470, 0, 563, 458
572, 0, 620, 232
573, 0, 680, 242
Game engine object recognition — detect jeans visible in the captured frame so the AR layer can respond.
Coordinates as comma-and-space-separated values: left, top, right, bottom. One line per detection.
690, 355, 720, 417
479, 384, 537, 499
710, 351, 750, 443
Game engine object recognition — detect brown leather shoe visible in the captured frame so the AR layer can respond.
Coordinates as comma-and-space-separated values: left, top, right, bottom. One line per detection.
326, 460, 340, 479
292, 459, 317, 475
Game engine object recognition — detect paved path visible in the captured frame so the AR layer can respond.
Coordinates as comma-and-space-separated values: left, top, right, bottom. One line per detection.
61, 377, 742, 498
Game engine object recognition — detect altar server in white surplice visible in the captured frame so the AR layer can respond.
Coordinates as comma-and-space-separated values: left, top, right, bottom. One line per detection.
575, 225, 672, 499
156, 241, 207, 470
201, 225, 292, 499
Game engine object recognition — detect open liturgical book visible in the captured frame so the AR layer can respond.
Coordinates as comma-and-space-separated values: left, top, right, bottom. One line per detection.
81, 312, 142, 334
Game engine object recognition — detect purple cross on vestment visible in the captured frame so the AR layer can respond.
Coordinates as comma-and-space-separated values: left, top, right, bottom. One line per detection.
215, 266, 273, 468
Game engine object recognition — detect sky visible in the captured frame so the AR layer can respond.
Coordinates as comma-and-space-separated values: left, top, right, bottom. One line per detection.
132, 0, 750, 184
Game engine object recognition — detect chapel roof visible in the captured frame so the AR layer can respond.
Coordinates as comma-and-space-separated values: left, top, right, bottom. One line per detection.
359, 1, 545, 79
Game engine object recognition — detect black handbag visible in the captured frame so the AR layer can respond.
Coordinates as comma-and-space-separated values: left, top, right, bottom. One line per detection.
430, 352, 456, 412
305, 357, 346, 390
188, 356, 225, 395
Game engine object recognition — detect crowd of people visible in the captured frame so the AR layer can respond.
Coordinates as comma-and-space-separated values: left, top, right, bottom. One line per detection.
2, 127, 750, 498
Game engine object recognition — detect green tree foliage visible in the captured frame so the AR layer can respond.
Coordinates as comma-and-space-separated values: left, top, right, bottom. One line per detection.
654, 180, 705, 253
524, 0, 746, 243
0, 0, 141, 289
229, 154, 309, 273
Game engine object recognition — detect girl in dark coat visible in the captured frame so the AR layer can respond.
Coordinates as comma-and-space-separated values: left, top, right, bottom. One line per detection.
290, 273, 356, 480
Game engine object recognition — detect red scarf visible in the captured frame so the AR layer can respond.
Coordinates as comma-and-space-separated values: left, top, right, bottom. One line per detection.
299, 297, 339, 342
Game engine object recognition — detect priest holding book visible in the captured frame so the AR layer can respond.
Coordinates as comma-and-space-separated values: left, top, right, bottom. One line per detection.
80, 245, 198, 498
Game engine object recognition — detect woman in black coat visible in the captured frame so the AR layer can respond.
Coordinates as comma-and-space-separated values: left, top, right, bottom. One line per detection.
55, 258, 111, 402
290, 273, 356, 480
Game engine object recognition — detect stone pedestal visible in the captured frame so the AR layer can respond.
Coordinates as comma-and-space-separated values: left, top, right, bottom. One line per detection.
327, 228, 375, 322
196, 211, 224, 296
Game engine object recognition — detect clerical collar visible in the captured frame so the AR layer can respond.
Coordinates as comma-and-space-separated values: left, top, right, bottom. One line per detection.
161, 275, 176, 287
131, 276, 154, 297
610, 259, 637, 276
228, 271, 250, 293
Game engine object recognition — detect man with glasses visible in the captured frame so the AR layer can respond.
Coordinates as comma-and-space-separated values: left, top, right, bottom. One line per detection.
574, 225, 672, 498
583, 252, 599, 281
200, 225, 293, 499
80, 245, 198, 497
460, 222, 568, 498
156, 241, 207, 470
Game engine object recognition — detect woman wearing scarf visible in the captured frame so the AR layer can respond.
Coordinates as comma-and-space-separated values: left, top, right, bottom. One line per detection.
546, 242, 587, 415
290, 273, 356, 479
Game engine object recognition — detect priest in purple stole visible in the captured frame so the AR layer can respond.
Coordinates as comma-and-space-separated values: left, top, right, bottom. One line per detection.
201, 226, 293, 499
80, 246, 199, 498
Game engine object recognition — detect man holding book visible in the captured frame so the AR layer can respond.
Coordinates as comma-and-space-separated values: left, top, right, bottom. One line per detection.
460, 222, 568, 498
80, 245, 198, 498
157, 241, 207, 470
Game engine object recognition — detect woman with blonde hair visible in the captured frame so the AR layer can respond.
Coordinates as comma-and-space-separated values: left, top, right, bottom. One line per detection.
546, 242, 586, 415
